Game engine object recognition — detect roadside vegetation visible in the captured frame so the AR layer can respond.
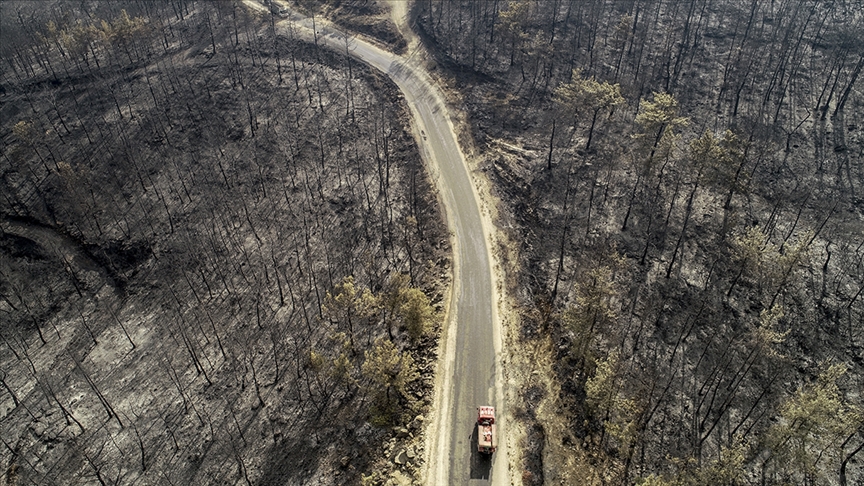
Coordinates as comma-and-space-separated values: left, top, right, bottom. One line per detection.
0, 1, 446, 484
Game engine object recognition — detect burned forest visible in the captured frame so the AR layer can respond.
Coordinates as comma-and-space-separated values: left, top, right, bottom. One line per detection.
1, 1, 447, 484
412, 0, 864, 485
3, 0, 864, 485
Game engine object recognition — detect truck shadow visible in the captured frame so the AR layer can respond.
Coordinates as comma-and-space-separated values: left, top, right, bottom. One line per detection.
469, 424, 493, 480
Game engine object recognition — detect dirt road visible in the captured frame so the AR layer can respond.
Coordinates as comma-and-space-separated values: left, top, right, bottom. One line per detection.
251, 2, 508, 484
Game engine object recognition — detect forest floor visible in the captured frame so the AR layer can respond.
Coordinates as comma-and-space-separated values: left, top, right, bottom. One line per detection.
1, 1, 452, 485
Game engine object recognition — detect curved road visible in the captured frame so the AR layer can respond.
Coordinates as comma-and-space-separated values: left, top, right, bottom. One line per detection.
253, 4, 507, 484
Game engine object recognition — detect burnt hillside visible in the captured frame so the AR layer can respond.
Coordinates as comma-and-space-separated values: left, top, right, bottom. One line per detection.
414, 1, 864, 484
1, 1, 446, 484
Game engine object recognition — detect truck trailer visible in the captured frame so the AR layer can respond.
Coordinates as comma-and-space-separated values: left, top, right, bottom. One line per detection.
477, 406, 497, 454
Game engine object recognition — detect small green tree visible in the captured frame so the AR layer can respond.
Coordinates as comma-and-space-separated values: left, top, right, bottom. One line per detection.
639, 439, 747, 485
634, 91, 688, 164
331, 352, 354, 391
12, 120, 52, 172
750, 304, 788, 358
637, 475, 677, 486
101, 10, 147, 64
690, 439, 747, 485
622, 92, 687, 231
728, 226, 781, 296
70, 22, 103, 70
554, 68, 625, 151
688, 130, 726, 182
585, 351, 639, 452
585, 350, 619, 416
307, 348, 327, 407
728, 227, 811, 305
12, 120, 34, 141
326, 332, 356, 393
309, 349, 325, 372
560, 263, 621, 365
361, 338, 419, 425
498, 0, 531, 66
381, 273, 410, 340
323, 276, 381, 351
767, 363, 863, 484
685, 129, 749, 206
399, 288, 435, 343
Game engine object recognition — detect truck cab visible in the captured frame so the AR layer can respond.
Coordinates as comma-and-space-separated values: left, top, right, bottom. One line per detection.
269, 3, 289, 17
477, 406, 497, 454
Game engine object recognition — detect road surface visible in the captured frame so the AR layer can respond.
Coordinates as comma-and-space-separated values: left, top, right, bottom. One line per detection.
248, 3, 507, 483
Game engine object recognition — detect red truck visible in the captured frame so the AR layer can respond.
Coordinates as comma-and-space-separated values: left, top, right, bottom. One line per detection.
477, 406, 497, 454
